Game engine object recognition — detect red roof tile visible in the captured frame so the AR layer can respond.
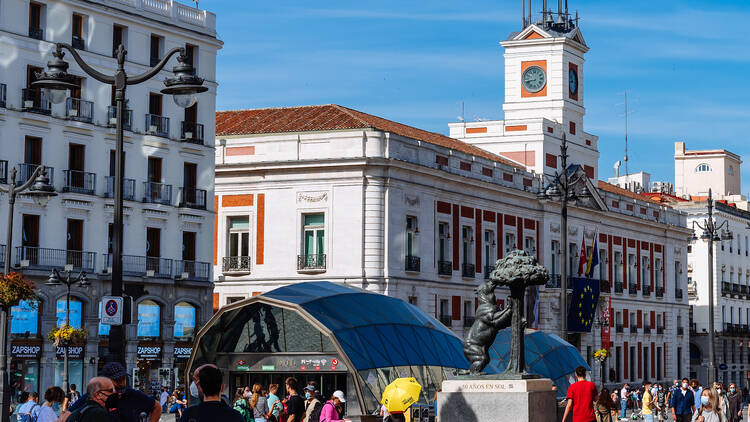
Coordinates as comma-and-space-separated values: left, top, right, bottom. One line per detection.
597, 181, 661, 205
216, 104, 522, 169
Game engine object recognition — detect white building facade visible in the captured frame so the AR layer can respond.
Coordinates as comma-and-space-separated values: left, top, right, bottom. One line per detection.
0, 0, 220, 396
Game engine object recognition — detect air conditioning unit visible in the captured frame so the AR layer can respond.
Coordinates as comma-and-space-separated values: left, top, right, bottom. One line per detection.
109, 117, 117, 125
146, 270, 155, 277
181, 272, 190, 279
24, 100, 34, 108
65, 264, 74, 272
20, 260, 29, 268
184, 132, 193, 139
68, 109, 78, 117
149, 125, 158, 133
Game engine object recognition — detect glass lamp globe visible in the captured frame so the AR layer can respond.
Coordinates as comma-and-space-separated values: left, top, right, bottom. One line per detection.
172, 93, 197, 109
46, 88, 68, 104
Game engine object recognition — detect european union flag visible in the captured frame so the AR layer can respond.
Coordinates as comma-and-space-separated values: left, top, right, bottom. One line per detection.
567, 277, 600, 332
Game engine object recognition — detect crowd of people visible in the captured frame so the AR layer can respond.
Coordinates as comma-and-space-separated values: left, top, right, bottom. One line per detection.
9, 362, 350, 422
562, 367, 749, 422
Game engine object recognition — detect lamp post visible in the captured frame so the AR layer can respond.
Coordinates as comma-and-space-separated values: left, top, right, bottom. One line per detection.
46, 269, 89, 393
537, 133, 591, 340
32, 43, 207, 368
0, 166, 56, 422
689, 188, 732, 385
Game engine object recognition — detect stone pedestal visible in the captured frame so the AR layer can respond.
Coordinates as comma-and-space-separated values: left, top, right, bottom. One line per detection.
437, 378, 556, 422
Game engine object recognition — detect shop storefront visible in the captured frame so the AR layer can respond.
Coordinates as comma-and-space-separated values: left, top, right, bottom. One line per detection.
135, 342, 164, 396
54, 345, 84, 389
173, 342, 192, 390
9, 340, 41, 401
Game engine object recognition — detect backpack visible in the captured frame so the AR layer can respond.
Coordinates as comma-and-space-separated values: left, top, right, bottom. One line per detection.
18, 404, 39, 422
307, 401, 323, 422
69, 391, 81, 406
65, 404, 96, 422
233, 399, 252, 422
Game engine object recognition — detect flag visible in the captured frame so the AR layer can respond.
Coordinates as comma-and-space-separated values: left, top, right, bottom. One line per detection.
586, 236, 599, 278
577, 235, 587, 277
567, 277, 601, 332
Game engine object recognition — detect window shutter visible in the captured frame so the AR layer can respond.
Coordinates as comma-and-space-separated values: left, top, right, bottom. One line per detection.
451, 296, 461, 320
623, 309, 629, 328
637, 310, 642, 328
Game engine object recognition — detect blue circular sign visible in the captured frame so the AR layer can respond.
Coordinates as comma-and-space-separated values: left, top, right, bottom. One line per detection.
105, 299, 118, 317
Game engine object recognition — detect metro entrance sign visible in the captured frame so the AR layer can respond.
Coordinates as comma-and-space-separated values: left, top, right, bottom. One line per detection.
101, 296, 123, 326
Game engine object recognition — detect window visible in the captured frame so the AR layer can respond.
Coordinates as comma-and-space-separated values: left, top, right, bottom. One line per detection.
524, 236, 535, 255
150, 34, 163, 66
505, 233, 516, 253
71, 13, 85, 49
174, 302, 197, 338
551, 241, 559, 278
56, 298, 83, 329
228, 216, 250, 259
599, 250, 607, 281
729, 166, 734, 175
112, 24, 127, 57
695, 163, 711, 173
484, 230, 495, 271
11, 300, 39, 335
185, 43, 198, 70
406, 216, 417, 257
302, 213, 325, 259
614, 251, 622, 283
28, 2, 45, 39
462, 226, 473, 265
642, 257, 649, 287
438, 223, 450, 262
654, 258, 662, 287
137, 300, 161, 337
226, 296, 245, 305
628, 254, 636, 285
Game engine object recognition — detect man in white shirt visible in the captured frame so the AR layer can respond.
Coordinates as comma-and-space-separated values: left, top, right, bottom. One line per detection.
159, 387, 169, 413
620, 384, 630, 420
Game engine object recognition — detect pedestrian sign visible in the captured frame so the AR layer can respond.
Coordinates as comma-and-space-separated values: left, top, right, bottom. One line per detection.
101, 296, 123, 325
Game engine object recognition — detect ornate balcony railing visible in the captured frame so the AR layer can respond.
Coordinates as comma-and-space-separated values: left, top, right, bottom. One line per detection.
143, 182, 172, 205
104, 176, 136, 201
181, 121, 204, 144
546, 274, 561, 288
463, 316, 475, 328
107, 105, 133, 131
21, 88, 50, 114
15, 247, 95, 272
437, 260, 452, 276
28, 27, 43, 40
0, 160, 7, 184
297, 254, 326, 270
600, 280, 610, 294
178, 187, 206, 209
614, 281, 623, 293
222, 256, 251, 273
628, 284, 638, 295
71, 35, 84, 50
676, 288, 683, 299
66, 97, 93, 123
175, 260, 210, 281
733, 284, 741, 295
0, 83, 6, 108
63, 170, 96, 195
145, 113, 169, 137
722, 282, 731, 296
630, 325, 638, 333
103, 254, 172, 278
439, 315, 452, 327
18, 163, 53, 185
461, 263, 475, 278
656, 286, 664, 298
615, 324, 623, 333
0, 245, 5, 268
642, 284, 651, 297
742, 285, 749, 295
644, 326, 651, 334
677, 326, 684, 336
405, 255, 420, 272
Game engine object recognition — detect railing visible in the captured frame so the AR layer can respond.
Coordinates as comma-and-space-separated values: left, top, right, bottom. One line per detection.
461, 263, 475, 278
676, 288, 683, 299
600, 279, 610, 293
546, 274, 561, 288
437, 260, 452, 276
656, 287, 664, 298
15, 247, 95, 272
642, 284, 651, 297
439, 315, 452, 327
175, 260, 210, 281
615, 324, 623, 333
18, 163, 53, 185
0, 160, 7, 184
742, 285, 749, 295
222, 256, 251, 273
484, 265, 494, 280
0, 245, 5, 268
104, 254, 172, 278
297, 254, 326, 270
65, 97, 94, 123
614, 281, 623, 293
175, 2, 207, 26
0, 83, 6, 108
657, 326, 663, 334
63, 170, 96, 195
733, 284, 741, 295
28, 27, 43, 40
463, 316, 475, 328
178, 187, 206, 209
628, 284, 638, 295
630, 325, 638, 333
107, 105, 133, 131
405, 255, 420, 272
71, 35, 84, 50
145, 114, 169, 137
724, 323, 734, 334
105, 176, 136, 201
143, 182, 172, 205
21, 88, 51, 114
740, 324, 748, 335
181, 121, 204, 144
677, 326, 684, 336
644, 326, 651, 334
722, 282, 731, 295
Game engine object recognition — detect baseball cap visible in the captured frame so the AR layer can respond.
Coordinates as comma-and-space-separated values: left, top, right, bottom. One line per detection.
304, 385, 316, 392
332, 390, 346, 403
101, 362, 129, 380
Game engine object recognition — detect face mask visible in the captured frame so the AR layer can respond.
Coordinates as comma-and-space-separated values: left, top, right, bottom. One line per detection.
682, 383, 688, 389
103, 392, 120, 409
305, 393, 311, 400
658, 387, 662, 390
701, 396, 710, 406
730, 388, 736, 393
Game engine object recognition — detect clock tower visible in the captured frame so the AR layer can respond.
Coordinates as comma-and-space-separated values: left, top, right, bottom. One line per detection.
449, 1, 599, 180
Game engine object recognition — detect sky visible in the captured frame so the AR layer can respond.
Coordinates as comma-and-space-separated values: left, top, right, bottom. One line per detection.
208, 0, 750, 189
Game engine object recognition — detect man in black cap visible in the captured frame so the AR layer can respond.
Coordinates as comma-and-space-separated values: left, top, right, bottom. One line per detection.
64, 362, 162, 422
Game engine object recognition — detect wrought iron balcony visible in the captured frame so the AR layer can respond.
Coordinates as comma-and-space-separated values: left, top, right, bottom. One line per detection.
676, 288, 683, 299
656, 286, 664, 298
21, 88, 50, 114
733, 283, 741, 295
18, 163, 53, 185
175, 260, 210, 281
546, 274, 561, 288
181, 121, 204, 144
742, 285, 749, 295
103, 254, 172, 278
0, 245, 5, 268
724, 323, 734, 334
222, 256, 251, 273
15, 246, 95, 272
71, 35, 84, 50
104, 176, 136, 201
0, 160, 7, 184
628, 284, 638, 295
462, 263, 476, 278
644, 326, 651, 334
437, 260, 452, 276
740, 324, 749, 335
143, 182, 172, 205
677, 326, 684, 336
405, 255, 420, 272
600, 279, 610, 294
28, 27, 43, 40
297, 254, 326, 270
630, 325, 638, 333
107, 105, 133, 131
615, 324, 623, 333
642, 284, 651, 297
178, 187, 206, 209
63, 170, 96, 195
657, 326, 664, 334
439, 315, 452, 327
65, 97, 93, 123
145, 113, 169, 137
614, 281, 623, 293
722, 282, 731, 296
0, 83, 6, 108
463, 316, 475, 328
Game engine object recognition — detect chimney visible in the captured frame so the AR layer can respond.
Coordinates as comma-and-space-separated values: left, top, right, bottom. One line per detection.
614, 161, 621, 178
674, 141, 685, 156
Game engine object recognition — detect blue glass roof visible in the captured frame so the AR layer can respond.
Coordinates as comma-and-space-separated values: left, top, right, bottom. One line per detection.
263, 281, 470, 371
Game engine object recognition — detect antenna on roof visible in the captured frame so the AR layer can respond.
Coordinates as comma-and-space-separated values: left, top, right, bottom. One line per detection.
529, 0, 532, 27
616, 91, 636, 180
522, 0, 526, 28
565, 0, 569, 29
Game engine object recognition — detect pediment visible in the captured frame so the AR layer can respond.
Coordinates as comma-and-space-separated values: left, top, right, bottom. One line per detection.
514, 25, 552, 41
565, 165, 607, 212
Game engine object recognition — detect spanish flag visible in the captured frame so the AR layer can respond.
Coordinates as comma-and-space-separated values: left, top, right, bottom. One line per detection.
577, 234, 587, 277
586, 235, 599, 278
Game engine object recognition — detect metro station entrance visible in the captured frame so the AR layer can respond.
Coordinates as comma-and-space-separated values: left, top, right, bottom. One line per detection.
229, 372, 347, 398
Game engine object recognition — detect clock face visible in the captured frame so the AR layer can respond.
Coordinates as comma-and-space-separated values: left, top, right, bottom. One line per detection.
569, 69, 578, 96
522, 66, 546, 93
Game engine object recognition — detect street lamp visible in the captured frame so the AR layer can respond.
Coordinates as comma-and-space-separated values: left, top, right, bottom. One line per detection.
46, 269, 89, 394
0, 166, 56, 422
537, 133, 592, 340
689, 188, 732, 385
32, 42, 207, 372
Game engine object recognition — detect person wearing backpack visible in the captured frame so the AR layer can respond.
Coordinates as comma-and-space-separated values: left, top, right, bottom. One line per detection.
302, 385, 321, 422
66, 377, 118, 422
37, 387, 65, 422
64, 384, 81, 412
17, 391, 40, 422
233, 388, 253, 422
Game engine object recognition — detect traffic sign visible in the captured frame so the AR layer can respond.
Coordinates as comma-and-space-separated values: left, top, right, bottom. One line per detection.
101, 296, 123, 325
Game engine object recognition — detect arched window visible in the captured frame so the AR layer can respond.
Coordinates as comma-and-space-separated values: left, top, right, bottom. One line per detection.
137, 300, 161, 337
174, 302, 197, 338
696, 163, 712, 173
56, 298, 83, 328
11, 300, 40, 335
